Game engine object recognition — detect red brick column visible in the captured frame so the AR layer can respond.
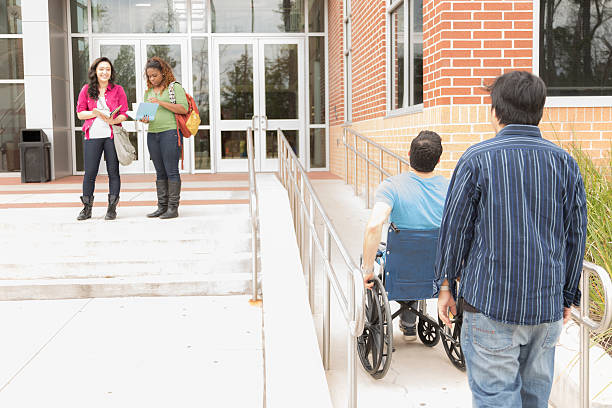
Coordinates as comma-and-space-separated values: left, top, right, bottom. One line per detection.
422, 0, 534, 108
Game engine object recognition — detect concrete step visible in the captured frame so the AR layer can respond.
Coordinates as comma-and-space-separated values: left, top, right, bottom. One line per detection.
0, 217, 251, 235
0, 273, 254, 300
0, 252, 253, 280
0, 234, 252, 256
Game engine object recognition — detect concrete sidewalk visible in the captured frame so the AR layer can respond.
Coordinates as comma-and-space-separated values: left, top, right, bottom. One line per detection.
0, 296, 263, 407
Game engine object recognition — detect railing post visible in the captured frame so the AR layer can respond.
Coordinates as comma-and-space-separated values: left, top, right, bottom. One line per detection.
344, 129, 349, 185
348, 271, 357, 408
308, 194, 315, 313
246, 127, 259, 303
354, 134, 358, 196
365, 143, 370, 209
277, 130, 282, 184
379, 150, 383, 184
580, 269, 590, 408
323, 228, 331, 370
300, 173, 306, 266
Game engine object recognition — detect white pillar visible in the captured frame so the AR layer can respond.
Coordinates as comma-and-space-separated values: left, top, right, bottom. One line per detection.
21, 0, 71, 180
22, 0, 54, 178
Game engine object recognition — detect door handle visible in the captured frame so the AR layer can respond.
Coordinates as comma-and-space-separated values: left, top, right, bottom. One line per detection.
251, 115, 258, 131
260, 115, 268, 131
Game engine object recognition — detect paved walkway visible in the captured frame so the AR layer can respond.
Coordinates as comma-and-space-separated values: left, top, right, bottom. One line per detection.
0, 296, 263, 407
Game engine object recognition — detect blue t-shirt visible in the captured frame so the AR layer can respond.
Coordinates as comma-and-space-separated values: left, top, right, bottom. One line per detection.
374, 172, 449, 230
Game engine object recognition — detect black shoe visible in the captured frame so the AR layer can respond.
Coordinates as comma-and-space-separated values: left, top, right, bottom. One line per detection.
105, 194, 119, 220
77, 195, 93, 221
147, 180, 168, 218
159, 180, 180, 219
400, 324, 417, 342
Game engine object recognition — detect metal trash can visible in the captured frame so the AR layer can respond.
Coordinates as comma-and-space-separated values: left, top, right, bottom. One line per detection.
19, 129, 51, 183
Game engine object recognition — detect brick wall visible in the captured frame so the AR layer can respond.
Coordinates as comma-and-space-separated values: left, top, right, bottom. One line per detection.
327, 0, 611, 191
330, 106, 611, 201
350, 0, 387, 121
423, 0, 533, 107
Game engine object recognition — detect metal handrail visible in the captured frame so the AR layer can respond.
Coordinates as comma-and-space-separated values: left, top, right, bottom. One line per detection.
246, 127, 260, 302
277, 129, 365, 408
570, 261, 612, 408
342, 127, 411, 208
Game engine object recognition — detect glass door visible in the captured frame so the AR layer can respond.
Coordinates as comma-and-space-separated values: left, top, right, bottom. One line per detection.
93, 39, 144, 174
140, 39, 190, 173
258, 39, 304, 172
93, 38, 189, 174
213, 38, 259, 172
212, 37, 304, 172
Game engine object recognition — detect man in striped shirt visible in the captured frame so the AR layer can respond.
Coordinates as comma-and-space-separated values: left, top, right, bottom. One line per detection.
435, 71, 587, 408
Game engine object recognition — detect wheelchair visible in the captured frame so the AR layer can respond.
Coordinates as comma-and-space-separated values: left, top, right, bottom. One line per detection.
358, 224, 465, 379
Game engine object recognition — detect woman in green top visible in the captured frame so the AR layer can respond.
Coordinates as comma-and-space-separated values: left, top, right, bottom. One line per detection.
140, 57, 188, 219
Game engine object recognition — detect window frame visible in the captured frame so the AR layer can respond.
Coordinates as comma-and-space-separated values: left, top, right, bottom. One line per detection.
0, 4, 25, 173
386, 0, 423, 115
343, 0, 352, 123
533, 0, 612, 107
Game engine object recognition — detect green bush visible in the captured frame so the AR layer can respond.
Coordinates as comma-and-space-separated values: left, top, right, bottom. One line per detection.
570, 144, 611, 348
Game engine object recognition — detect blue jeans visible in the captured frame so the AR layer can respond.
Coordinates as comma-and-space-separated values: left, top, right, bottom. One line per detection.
461, 311, 562, 408
147, 129, 182, 182
83, 137, 120, 197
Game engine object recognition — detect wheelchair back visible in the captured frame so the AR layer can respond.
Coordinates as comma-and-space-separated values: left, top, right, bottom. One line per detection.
381, 224, 439, 302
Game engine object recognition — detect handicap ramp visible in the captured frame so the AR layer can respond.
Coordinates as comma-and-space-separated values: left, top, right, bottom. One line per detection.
310, 177, 473, 407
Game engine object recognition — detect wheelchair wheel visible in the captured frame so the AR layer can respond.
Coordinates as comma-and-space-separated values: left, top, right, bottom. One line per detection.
438, 313, 465, 371
417, 317, 440, 347
357, 276, 393, 379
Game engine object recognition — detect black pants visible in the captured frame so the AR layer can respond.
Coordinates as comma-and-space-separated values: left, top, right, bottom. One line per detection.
83, 137, 120, 197
399, 300, 417, 328
147, 129, 183, 182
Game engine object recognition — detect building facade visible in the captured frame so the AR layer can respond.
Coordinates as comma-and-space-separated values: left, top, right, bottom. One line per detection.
1, 0, 328, 178
328, 0, 611, 184
0, 0, 610, 180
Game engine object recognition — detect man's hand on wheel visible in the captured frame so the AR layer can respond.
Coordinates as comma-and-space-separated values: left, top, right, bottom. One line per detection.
438, 289, 457, 328
363, 273, 374, 290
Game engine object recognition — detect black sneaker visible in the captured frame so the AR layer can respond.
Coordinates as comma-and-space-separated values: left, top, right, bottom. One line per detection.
400, 325, 417, 342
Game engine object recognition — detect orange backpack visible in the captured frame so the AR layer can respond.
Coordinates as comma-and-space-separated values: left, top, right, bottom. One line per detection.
168, 82, 201, 145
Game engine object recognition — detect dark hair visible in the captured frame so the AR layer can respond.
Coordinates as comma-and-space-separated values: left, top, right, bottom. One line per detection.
87, 57, 115, 100
409, 130, 443, 173
486, 71, 546, 126
144, 57, 176, 90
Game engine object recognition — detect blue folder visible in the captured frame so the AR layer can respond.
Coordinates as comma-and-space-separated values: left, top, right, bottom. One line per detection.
135, 102, 159, 120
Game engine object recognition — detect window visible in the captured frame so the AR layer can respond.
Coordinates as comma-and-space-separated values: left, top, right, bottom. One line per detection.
91, 0, 188, 33
211, 0, 305, 33
388, 0, 423, 110
0, 0, 25, 172
539, 0, 612, 97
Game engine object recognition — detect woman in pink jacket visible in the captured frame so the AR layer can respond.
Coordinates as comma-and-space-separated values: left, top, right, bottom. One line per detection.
76, 57, 128, 221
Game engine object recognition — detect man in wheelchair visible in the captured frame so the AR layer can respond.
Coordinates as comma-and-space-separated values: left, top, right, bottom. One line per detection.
361, 130, 449, 341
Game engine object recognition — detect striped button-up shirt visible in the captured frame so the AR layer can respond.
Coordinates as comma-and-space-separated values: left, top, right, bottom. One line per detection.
435, 124, 587, 325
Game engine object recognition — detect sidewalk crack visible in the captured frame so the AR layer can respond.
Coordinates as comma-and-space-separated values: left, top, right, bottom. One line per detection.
0, 298, 94, 393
